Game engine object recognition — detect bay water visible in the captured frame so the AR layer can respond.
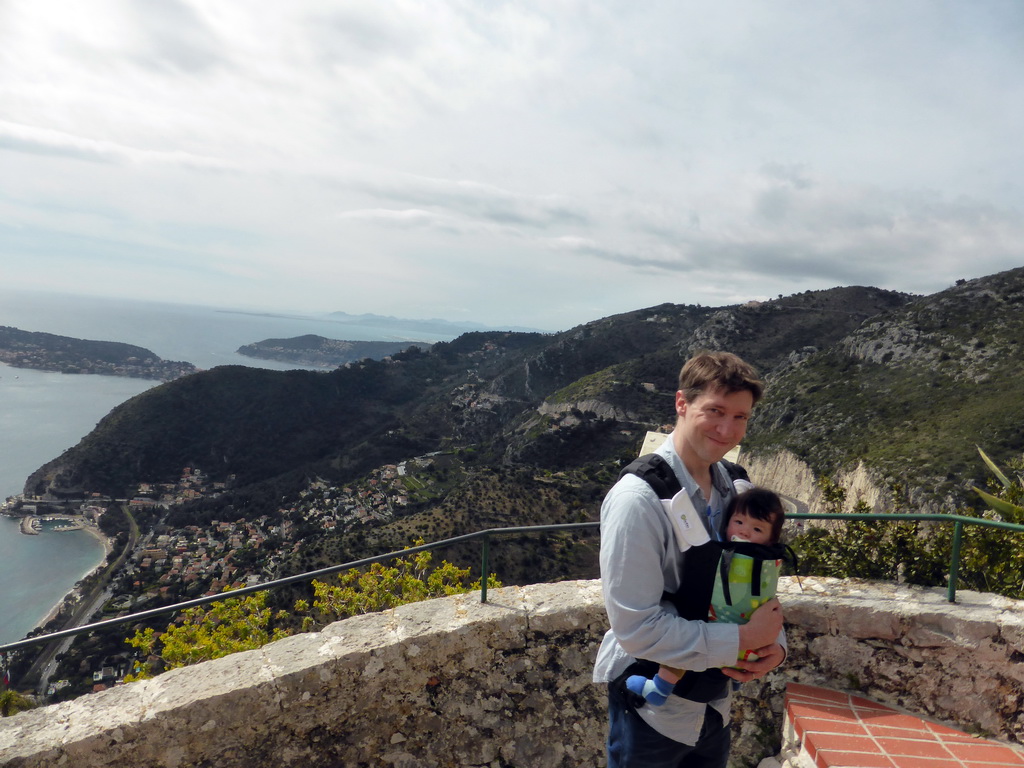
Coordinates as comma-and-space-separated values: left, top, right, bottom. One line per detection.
0, 290, 448, 645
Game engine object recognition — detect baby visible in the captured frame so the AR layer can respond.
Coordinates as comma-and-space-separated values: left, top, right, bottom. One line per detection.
626, 487, 785, 706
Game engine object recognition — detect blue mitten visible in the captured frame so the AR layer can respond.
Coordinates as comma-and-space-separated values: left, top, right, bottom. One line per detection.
625, 674, 674, 706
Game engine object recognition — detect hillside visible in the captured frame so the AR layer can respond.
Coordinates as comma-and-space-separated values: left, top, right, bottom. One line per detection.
744, 267, 1024, 510
25, 286, 911, 501
21, 283, 929, 582
16, 271, 1024, 703
23, 271, 1024, 594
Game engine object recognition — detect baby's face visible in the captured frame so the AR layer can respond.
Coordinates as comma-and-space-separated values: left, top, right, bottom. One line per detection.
726, 510, 774, 545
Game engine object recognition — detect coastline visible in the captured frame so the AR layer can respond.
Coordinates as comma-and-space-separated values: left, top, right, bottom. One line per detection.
79, 518, 115, 557
25, 522, 112, 636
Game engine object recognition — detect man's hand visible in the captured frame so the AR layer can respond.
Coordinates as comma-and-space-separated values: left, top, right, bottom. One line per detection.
737, 597, 783, 651
721, 643, 785, 682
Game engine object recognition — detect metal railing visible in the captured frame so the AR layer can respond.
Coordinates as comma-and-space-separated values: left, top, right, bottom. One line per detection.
2, 511, 1023, 658
787, 511, 1024, 603
0, 522, 600, 656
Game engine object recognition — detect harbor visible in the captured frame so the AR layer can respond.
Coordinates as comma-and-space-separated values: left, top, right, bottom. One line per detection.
18, 513, 90, 535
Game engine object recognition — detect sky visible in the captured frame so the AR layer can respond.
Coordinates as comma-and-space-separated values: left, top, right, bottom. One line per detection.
1, 1, 1023, 332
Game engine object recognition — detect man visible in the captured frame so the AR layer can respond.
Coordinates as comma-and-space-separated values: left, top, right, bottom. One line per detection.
593, 351, 786, 767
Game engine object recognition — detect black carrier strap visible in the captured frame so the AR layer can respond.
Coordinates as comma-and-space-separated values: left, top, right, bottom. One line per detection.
663, 540, 786, 614
719, 458, 750, 484
617, 452, 733, 703
619, 452, 748, 501
654, 538, 791, 703
618, 453, 682, 500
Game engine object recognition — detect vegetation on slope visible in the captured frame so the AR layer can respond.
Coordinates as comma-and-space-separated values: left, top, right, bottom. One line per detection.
123, 546, 499, 682
789, 449, 1024, 600
746, 267, 1024, 507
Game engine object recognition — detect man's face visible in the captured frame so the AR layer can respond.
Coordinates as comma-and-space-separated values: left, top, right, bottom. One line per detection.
674, 387, 754, 469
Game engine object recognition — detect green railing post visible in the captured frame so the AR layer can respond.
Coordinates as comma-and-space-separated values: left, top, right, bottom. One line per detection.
480, 533, 491, 603
947, 519, 964, 603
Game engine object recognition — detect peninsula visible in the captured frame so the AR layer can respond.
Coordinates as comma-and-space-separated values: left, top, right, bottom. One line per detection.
237, 334, 430, 368
0, 326, 197, 382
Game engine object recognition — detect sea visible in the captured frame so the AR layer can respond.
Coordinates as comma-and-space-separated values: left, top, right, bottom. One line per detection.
0, 289, 450, 646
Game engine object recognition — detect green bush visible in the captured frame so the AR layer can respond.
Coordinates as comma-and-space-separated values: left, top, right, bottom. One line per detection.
789, 453, 1024, 600
125, 544, 501, 679
300, 541, 501, 630
125, 589, 289, 680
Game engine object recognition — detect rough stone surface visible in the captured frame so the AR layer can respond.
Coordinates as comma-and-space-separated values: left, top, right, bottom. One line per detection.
1, 578, 1022, 767
537, 399, 636, 423
743, 450, 886, 516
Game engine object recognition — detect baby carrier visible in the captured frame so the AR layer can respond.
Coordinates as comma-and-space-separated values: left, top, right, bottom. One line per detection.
617, 453, 789, 703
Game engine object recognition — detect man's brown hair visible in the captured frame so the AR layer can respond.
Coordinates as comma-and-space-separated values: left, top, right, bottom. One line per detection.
678, 350, 763, 405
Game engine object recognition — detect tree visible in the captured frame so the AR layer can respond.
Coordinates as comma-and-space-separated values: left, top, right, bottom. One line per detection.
962, 447, 1024, 596
125, 544, 500, 678
973, 446, 1024, 519
790, 452, 1024, 599
796, 472, 953, 580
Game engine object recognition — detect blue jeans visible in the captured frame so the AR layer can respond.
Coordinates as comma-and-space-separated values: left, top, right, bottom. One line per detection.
606, 680, 731, 768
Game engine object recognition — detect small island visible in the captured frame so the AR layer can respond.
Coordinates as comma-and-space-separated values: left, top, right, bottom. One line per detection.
237, 334, 431, 368
0, 326, 197, 382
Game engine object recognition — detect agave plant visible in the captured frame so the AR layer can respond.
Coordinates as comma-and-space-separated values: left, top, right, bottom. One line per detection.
973, 446, 1024, 518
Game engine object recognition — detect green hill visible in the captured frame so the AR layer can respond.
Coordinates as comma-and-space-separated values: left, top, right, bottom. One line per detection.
23, 270, 1024, 584
744, 267, 1024, 507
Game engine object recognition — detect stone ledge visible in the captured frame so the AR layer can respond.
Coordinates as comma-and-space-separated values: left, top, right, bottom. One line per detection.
1, 577, 1022, 768
0, 581, 609, 768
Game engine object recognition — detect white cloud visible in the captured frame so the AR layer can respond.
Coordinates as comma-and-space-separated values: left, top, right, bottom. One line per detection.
0, 1, 1022, 330
0, 119, 234, 170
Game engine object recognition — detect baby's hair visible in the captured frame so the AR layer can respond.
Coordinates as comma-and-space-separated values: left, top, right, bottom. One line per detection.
725, 487, 785, 544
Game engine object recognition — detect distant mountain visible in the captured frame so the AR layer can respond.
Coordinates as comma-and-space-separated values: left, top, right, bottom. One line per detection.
237, 335, 431, 368
325, 311, 547, 336
0, 326, 197, 382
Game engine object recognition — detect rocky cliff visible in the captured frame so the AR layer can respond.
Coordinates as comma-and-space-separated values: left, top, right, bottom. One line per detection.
744, 449, 888, 515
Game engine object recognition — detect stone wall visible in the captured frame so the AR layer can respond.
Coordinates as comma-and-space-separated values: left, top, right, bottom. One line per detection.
777, 576, 1024, 743
1, 578, 1022, 768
